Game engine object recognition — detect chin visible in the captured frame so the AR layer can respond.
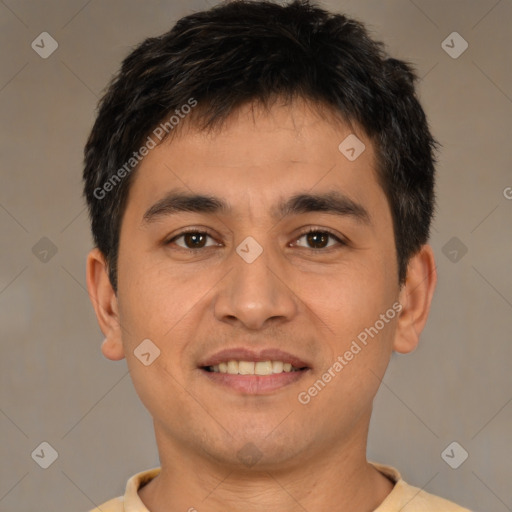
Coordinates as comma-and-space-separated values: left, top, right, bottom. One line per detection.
198, 426, 312, 472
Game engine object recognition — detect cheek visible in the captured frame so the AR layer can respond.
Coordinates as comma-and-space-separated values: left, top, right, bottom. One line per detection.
125, 353, 202, 441
303, 260, 393, 334
116, 251, 203, 341
299, 256, 398, 395
116, 262, 205, 421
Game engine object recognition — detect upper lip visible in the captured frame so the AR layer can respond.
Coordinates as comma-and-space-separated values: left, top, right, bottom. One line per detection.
199, 348, 311, 369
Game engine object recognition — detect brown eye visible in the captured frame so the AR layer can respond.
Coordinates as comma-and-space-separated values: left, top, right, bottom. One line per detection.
183, 232, 207, 248
168, 231, 219, 250
294, 230, 343, 250
305, 232, 330, 249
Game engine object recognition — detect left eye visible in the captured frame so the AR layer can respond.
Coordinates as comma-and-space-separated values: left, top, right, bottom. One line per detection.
293, 230, 344, 250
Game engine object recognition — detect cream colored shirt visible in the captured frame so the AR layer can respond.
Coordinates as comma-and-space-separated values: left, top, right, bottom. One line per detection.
89, 463, 472, 511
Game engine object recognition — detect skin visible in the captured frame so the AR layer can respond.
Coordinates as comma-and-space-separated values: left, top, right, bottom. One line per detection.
86, 97, 436, 512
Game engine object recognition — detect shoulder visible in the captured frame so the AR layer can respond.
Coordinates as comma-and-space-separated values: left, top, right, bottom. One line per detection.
398, 480, 473, 511
86, 467, 161, 512
371, 462, 472, 512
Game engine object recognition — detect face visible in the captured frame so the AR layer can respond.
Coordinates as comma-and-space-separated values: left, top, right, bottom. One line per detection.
92, 99, 419, 470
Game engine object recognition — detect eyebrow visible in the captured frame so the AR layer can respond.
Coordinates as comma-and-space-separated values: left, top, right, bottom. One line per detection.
141, 189, 371, 226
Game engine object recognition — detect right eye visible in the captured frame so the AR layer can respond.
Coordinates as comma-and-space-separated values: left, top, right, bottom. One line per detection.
166, 230, 221, 251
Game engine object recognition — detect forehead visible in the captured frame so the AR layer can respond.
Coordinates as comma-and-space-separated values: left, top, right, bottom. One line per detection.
124, 98, 385, 223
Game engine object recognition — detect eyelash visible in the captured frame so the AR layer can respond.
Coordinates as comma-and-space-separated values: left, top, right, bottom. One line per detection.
165, 227, 347, 253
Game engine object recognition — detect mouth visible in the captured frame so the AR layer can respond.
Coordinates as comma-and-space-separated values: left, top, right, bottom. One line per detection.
202, 360, 307, 375
198, 348, 311, 394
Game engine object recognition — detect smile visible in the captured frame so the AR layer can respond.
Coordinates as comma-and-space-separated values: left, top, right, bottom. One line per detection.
204, 360, 304, 375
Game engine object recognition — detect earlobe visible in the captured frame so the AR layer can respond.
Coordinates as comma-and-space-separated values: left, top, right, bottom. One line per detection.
86, 248, 125, 361
101, 337, 125, 361
393, 245, 437, 354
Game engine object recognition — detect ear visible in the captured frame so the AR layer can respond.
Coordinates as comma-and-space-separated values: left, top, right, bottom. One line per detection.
393, 244, 437, 354
86, 248, 125, 361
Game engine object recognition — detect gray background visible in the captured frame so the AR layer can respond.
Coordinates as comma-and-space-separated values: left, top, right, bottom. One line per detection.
1, 0, 511, 511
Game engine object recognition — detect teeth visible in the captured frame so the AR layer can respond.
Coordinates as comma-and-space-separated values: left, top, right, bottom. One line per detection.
208, 360, 303, 375
272, 361, 283, 373
227, 360, 239, 374
255, 361, 273, 375
238, 361, 255, 375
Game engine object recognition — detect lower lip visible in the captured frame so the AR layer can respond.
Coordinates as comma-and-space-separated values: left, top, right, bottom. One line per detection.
200, 369, 310, 394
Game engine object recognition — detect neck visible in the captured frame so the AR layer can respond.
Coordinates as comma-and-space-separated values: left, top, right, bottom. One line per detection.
139, 417, 394, 512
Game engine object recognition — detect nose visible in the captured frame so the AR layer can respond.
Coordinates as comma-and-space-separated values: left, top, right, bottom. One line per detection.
213, 241, 299, 331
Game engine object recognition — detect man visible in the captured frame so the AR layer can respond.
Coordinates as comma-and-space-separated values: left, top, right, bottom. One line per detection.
83, 1, 471, 510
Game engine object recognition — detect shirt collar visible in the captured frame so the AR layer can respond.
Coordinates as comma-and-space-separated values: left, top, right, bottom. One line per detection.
123, 462, 402, 511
